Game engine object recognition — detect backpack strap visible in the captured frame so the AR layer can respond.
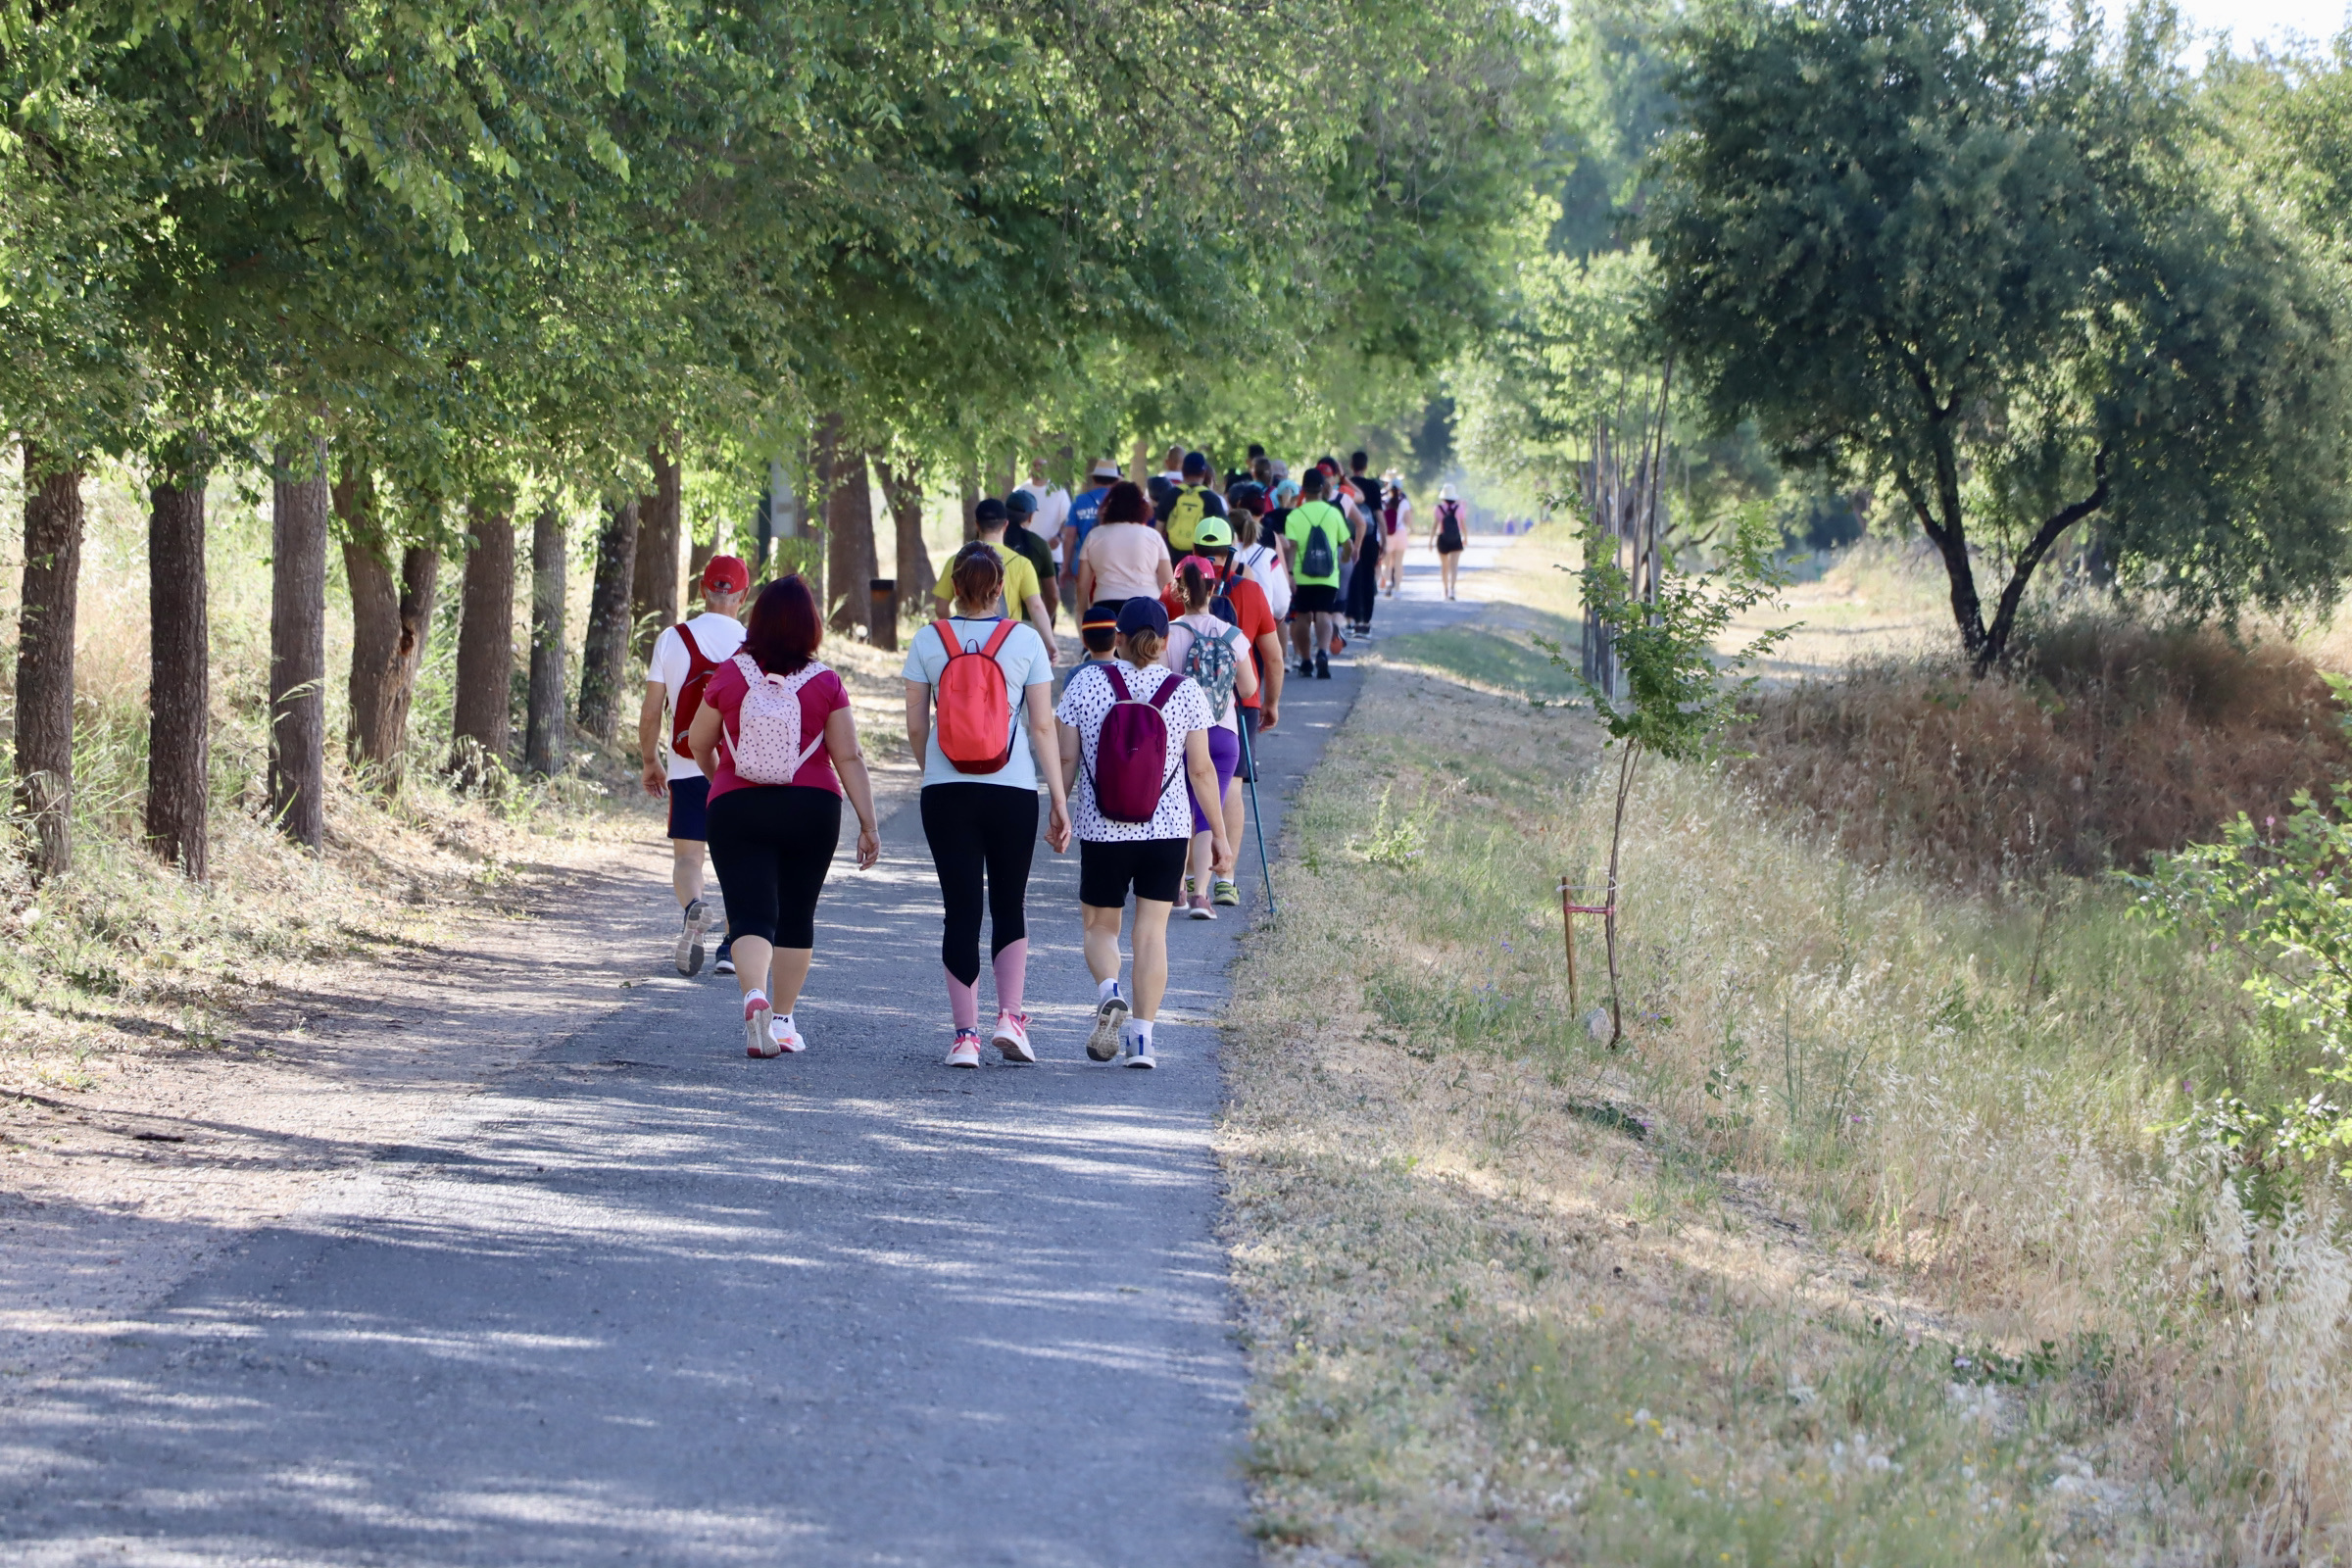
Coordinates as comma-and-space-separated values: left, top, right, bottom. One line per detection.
1146, 670, 1181, 710
674, 620, 704, 663
979, 618, 1018, 658
1099, 662, 1132, 704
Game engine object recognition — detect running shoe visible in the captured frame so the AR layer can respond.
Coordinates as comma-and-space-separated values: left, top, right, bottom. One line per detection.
1122, 1031, 1156, 1070
1212, 877, 1240, 906
676, 899, 710, 977
1188, 893, 1216, 920
1087, 991, 1131, 1062
770, 1014, 808, 1054
1315, 651, 1331, 680
744, 995, 778, 1058
992, 1011, 1037, 1064
1297, 658, 1314, 678
946, 1029, 983, 1069
713, 941, 735, 977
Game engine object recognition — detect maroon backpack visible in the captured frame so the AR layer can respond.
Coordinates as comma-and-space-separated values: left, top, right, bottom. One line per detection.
1087, 663, 1182, 824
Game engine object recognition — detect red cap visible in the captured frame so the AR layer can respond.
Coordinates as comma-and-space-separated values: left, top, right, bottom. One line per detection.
702, 555, 750, 594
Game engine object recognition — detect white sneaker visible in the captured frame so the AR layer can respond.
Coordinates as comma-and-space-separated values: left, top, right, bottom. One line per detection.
770, 1014, 808, 1054
992, 1011, 1037, 1064
1087, 992, 1130, 1062
946, 1029, 982, 1068
676, 900, 710, 976
1122, 1031, 1155, 1070
744, 996, 777, 1058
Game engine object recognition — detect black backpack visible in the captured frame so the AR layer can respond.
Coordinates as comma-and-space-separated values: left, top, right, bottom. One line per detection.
1300, 507, 1338, 578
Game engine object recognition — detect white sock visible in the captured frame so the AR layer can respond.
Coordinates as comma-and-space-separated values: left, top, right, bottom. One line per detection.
747, 989, 768, 1008
1098, 976, 1122, 1004
1126, 1018, 1154, 1047
775, 1012, 792, 1028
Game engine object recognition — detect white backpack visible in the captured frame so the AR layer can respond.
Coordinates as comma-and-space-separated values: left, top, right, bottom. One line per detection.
1238, 540, 1292, 618
725, 652, 829, 783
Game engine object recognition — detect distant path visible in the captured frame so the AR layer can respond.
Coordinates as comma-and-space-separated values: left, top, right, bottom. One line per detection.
0, 537, 1504, 1566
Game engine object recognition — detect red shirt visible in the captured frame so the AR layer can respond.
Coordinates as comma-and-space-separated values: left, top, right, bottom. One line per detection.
701, 657, 851, 802
1160, 575, 1278, 710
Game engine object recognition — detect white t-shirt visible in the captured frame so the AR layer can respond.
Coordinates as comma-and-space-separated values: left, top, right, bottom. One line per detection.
901, 616, 1055, 791
1020, 484, 1071, 564
1054, 660, 1211, 843
647, 612, 748, 780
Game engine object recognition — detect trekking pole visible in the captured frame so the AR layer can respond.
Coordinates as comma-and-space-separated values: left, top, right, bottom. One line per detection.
1238, 711, 1277, 918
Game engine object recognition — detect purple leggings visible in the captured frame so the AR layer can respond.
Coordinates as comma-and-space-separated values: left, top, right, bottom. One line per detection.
1188, 726, 1241, 834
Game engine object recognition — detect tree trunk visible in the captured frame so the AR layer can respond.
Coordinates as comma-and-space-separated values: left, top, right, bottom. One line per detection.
450, 492, 515, 785
270, 438, 330, 849
16, 449, 83, 881
339, 474, 440, 790
630, 443, 681, 656
827, 447, 877, 637
961, 452, 982, 542
810, 413, 842, 610
577, 496, 638, 743
524, 504, 567, 778
876, 459, 935, 616
687, 502, 722, 590
147, 463, 210, 878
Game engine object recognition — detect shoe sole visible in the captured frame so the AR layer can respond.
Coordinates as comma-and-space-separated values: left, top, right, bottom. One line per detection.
1189, 906, 1215, 920
947, 1049, 981, 1068
676, 904, 710, 977
1087, 997, 1130, 1062
746, 1004, 779, 1058
1124, 1052, 1156, 1070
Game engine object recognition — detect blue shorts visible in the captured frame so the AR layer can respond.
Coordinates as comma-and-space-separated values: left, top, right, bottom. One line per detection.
667, 773, 711, 842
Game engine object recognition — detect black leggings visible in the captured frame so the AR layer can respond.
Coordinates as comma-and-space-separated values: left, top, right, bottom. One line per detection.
1347, 535, 1382, 625
920, 784, 1038, 986
708, 785, 842, 949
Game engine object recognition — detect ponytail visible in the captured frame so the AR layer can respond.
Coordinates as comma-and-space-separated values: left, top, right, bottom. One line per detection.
1178, 559, 1212, 612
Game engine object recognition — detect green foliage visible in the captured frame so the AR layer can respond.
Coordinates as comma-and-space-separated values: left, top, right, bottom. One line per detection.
1573, 503, 1789, 763
1647, 0, 2352, 670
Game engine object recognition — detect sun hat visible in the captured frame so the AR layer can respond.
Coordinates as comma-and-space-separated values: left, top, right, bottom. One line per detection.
1115, 597, 1170, 637
1090, 460, 1122, 481
702, 555, 750, 594
1440, 482, 1459, 501
1191, 516, 1235, 550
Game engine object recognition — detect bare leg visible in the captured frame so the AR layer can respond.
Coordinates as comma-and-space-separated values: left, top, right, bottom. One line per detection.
672, 839, 706, 907
1188, 830, 1213, 891
1129, 900, 1173, 1020
1221, 777, 1246, 874
726, 935, 813, 1011
1082, 903, 1125, 985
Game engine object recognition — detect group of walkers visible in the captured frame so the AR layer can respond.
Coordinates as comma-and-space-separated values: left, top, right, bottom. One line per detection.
638, 447, 1473, 1070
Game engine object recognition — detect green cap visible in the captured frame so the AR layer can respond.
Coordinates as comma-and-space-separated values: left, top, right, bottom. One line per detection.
1192, 515, 1235, 550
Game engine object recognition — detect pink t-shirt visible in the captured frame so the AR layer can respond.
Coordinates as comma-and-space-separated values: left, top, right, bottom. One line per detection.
701, 658, 851, 802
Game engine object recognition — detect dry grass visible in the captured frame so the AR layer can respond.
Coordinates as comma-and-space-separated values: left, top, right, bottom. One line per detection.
1738, 620, 2352, 890
1222, 526, 2352, 1565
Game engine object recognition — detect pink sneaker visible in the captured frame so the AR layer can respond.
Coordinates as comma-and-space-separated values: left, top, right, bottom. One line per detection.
992, 1011, 1037, 1063
946, 1029, 983, 1069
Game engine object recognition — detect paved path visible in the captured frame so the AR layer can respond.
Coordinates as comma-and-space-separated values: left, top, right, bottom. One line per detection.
0, 539, 1501, 1566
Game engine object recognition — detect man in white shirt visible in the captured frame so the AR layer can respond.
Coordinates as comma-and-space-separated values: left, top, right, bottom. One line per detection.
638, 555, 750, 976
1018, 458, 1071, 572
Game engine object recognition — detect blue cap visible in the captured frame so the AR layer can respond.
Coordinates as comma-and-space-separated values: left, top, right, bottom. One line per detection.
1115, 597, 1169, 637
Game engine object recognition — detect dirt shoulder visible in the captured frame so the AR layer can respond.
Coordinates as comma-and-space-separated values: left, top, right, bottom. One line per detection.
0, 642, 925, 1388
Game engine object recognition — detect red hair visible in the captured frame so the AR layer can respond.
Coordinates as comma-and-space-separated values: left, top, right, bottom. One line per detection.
1100, 480, 1150, 525
743, 574, 822, 674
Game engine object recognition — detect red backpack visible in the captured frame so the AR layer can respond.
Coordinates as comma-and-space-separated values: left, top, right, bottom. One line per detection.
1087, 663, 1182, 823
668, 621, 720, 756
932, 618, 1019, 774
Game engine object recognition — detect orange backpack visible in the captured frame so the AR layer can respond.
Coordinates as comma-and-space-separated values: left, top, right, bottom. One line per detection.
932, 618, 1019, 774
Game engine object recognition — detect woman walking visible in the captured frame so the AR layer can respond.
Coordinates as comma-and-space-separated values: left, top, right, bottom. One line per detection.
688, 574, 883, 1058
1164, 554, 1257, 919
1055, 599, 1230, 1069
1379, 478, 1411, 598
904, 544, 1072, 1068
1432, 482, 1468, 601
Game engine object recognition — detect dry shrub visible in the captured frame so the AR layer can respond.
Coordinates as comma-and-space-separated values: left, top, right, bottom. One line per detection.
1738, 618, 2350, 889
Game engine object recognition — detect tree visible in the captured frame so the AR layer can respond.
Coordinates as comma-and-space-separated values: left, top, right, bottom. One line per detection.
16, 449, 84, 880
451, 488, 516, 784
339, 469, 441, 789
269, 438, 330, 848
577, 496, 638, 743
1648, 0, 2352, 670
145, 435, 211, 877
631, 443, 681, 656
523, 503, 567, 778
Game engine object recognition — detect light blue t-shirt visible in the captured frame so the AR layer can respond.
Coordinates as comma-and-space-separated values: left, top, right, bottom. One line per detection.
902, 616, 1056, 791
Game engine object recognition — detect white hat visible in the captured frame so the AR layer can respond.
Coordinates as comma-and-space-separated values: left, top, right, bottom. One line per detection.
1090, 460, 1122, 481
1440, 481, 1459, 501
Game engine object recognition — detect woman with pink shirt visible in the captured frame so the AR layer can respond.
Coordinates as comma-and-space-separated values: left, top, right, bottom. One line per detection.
687, 574, 882, 1058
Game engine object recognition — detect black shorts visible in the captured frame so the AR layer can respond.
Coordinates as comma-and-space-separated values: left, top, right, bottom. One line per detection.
1293, 583, 1341, 614
1078, 837, 1189, 907
666, 773, 711, 841
708, 785, 842, 949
